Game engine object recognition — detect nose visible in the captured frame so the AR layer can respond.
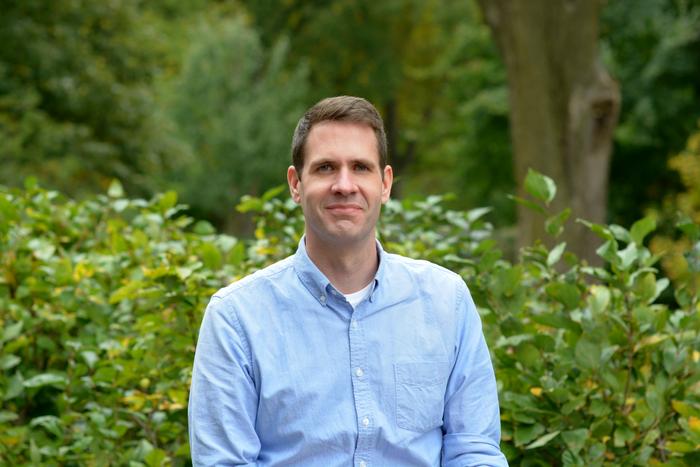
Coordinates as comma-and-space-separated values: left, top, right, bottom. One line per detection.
331, 167, 357, 195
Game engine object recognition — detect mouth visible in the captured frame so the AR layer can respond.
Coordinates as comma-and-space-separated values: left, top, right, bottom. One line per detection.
326, 204, 363, 215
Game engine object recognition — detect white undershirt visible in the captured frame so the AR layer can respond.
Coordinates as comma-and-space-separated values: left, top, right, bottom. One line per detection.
342, 281, 373, 309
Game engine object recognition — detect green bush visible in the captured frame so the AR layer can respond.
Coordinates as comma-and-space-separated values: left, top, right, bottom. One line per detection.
1, 174, 699, 465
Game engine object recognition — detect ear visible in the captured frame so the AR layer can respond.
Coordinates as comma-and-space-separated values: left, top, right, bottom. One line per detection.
287, 165, 302, 204
381, 165, 393, 204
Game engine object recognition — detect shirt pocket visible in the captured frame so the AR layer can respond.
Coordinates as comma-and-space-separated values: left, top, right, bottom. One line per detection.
394, 361, 450, 432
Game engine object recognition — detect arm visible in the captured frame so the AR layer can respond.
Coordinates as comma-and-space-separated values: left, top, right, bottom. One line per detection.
442, 282, 508, 467
189, 296, 260, 466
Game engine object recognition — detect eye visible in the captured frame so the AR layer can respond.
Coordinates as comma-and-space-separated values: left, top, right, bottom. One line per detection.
317, 163, 333, 172
354, 163, 370, 172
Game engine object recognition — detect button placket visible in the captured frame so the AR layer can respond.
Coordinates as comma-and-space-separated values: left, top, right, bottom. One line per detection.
348, 313, 374, 466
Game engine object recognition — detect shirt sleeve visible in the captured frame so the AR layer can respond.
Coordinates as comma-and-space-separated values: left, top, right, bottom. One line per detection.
189, 296, 260, 466
442, 281, 509, 467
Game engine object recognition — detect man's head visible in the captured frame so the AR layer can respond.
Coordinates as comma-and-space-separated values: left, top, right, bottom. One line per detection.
291, 96, 388, 177
287, 96, 393, 251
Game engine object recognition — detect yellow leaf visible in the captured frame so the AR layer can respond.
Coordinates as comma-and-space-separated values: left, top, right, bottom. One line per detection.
0, 435, 21, 446
689, 416, 700, 433
530, 387, 543, 397
693, 351, 699, 363
635, 334, 668, 351
122, 394, 146, 411
584, 379, 598, 389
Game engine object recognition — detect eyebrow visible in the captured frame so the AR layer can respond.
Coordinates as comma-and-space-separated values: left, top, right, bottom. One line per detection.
310, 157, 378, 168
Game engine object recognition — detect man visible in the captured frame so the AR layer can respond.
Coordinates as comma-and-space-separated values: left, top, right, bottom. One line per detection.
188, 96, 507, 466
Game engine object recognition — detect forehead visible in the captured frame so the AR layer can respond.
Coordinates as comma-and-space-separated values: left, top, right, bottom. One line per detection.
305, 121, 380, 164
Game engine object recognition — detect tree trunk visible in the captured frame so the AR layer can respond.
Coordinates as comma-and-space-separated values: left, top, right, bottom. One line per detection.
477, 0, 620, 264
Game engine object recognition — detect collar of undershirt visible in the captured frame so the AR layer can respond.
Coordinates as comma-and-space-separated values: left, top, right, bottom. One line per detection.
293, 235, 385, 306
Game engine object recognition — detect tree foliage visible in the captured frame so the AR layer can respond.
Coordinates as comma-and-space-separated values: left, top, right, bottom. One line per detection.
603, 0, 700, 225
166, 16, 309, 228
242, 0, 513, 219
1, 177, 699, 464
0, 0, 185, 197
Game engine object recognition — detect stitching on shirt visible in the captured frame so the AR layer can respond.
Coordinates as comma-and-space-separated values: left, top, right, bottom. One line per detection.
225, 300, 254, 375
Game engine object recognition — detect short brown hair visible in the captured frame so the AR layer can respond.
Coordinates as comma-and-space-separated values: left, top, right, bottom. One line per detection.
291, 96, 388, 175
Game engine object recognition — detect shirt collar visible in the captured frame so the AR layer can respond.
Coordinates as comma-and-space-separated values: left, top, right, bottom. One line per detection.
293, 236, 387, 306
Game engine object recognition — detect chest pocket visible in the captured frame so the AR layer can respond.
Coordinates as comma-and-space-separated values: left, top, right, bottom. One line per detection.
394, 361, 450, 432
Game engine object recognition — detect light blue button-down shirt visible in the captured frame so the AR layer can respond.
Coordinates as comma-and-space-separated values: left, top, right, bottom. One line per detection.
189, 238, 507, 466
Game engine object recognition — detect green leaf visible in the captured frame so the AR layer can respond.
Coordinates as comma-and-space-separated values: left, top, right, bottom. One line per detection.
561, 428, 588, 454
672, 400, 700, 418
261, 184, 287, 202
236, 195, 264, 213
530, 311, 579, 332
199, 243, 223, 270
24, 176, 38, 189
596, 239, 618, 263
514, 423, 545, 446
526, 430, 561, 449
524, 168, 556, 204
575, 338, 600, 370
577, 219, 614, 240
30, 415, 63, 438
27, 238, 56, 261
685, 241, 700, 273
0, 354, 21, 370
507, 194, 546, 214
616, 242, 637, 270
634, 272, 657, 302
545, 282, 580, 309
2, 322, 23, 343
144, 448, 167, 467
108, 179, 124, 198
23, 373, 68, 389
516, 343, 542, 369
466, 206, 492, 222
630, 216, 656, 245
676, 214, 700, 241
3, 373, 24, 400
545, 208, 571, 237
547, 242, 567, 266
613, 425, 634, 447
193, 220, 216, 235
588, 285, 610, 314
158, 190, 178, 211
666, 441, 695, 453
109, 280, 147, 304
609, 224, 631, 242
654, 278, 669, 302
81, 351, 99, 369
0, 411, 18, 423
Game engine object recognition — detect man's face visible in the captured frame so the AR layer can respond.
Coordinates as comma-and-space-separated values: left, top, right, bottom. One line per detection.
287, 121, 393, 249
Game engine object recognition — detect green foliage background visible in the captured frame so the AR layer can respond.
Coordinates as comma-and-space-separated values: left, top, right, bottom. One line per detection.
2, 0, 700, 465
2, 0, 698, 228
1, 174, 699, 465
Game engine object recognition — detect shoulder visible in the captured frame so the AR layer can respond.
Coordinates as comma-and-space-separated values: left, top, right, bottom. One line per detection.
382, 252, 468, 299
384, 252, 465, 283
210, 255, 296, 308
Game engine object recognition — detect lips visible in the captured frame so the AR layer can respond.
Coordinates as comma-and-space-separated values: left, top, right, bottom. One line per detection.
325, 203, 363, 214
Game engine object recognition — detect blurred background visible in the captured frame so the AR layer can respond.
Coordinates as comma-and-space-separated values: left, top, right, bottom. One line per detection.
2, 0, 699, 249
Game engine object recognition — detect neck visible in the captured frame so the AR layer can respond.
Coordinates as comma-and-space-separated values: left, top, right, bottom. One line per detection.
305, 234, 378, 294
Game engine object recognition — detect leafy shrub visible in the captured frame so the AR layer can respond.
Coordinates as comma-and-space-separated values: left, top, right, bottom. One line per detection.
1, 173, 699, 465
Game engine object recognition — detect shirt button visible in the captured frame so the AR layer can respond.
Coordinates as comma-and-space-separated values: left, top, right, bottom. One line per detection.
355, 367, 364, 377
362, 417, 370, 427
351, 319, 358, 329
319, 294, 326, 304
359, 461, 367, 467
